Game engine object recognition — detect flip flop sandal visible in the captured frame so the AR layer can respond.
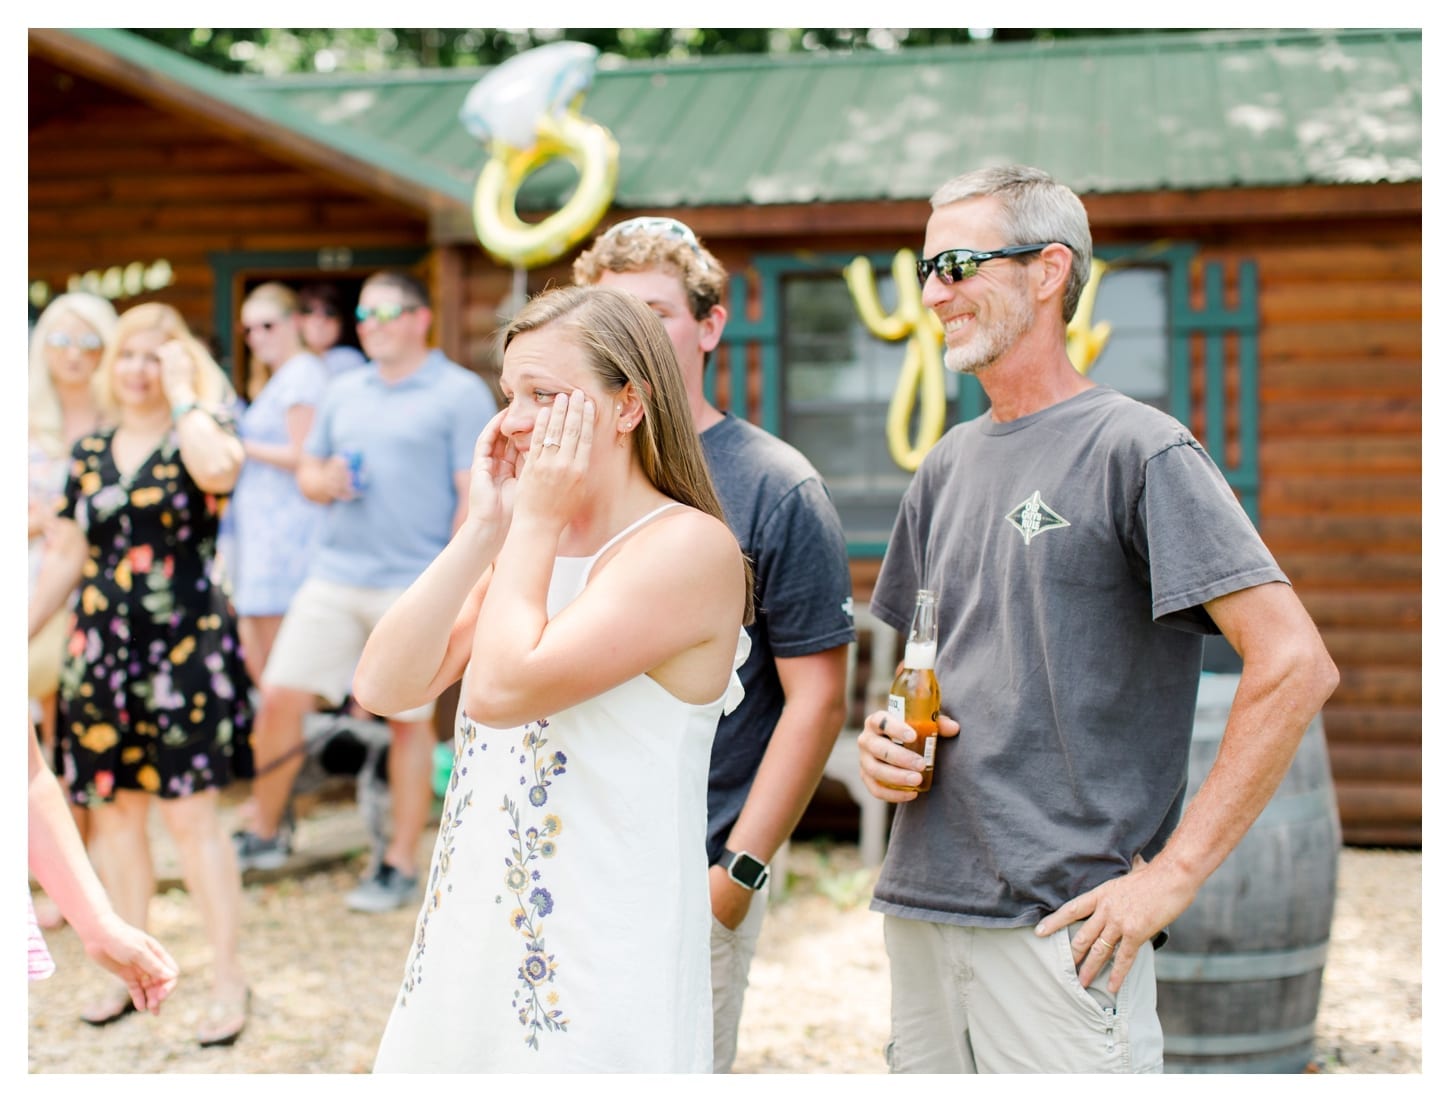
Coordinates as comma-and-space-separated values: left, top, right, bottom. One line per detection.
80, 990, 138, 1027
197, 987, 251, 1048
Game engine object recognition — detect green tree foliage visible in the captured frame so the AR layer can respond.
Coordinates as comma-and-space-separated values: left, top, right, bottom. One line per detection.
130, 28, 1190, 75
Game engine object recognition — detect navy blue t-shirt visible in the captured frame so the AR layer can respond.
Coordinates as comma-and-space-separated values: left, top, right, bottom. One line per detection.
701, 414, 856, 864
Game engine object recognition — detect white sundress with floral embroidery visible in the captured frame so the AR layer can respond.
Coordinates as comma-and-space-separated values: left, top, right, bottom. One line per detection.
373, 504, 748, 1073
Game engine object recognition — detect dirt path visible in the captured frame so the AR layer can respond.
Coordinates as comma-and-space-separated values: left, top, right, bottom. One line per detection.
27, 806, 1420, 1074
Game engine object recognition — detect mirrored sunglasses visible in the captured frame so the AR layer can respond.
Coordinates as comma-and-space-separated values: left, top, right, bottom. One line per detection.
602, 216, 704, 256
355, 303, 420, 324
915, 243, 1059, 287
45, 331, 104, 351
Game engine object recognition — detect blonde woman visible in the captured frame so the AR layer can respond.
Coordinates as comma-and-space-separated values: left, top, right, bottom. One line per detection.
356, 286, 753, 1072
28, 293, 117, 755
230, 282, 330, 683
28, 303, 254, 1046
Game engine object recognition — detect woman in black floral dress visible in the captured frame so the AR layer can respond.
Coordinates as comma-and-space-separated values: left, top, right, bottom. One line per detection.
28, 302, 254, 1047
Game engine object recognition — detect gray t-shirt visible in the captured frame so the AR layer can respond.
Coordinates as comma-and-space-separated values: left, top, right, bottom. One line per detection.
870, 386, 1286, 927
702, 414, 856, 864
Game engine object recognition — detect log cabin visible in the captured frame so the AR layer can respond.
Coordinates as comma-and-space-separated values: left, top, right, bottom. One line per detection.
28, 27, 1422, 844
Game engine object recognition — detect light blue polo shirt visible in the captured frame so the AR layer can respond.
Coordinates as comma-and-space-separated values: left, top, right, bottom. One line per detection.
304, 349, 497, 589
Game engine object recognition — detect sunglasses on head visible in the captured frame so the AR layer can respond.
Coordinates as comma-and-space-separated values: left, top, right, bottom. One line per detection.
355, 303, 420, 324
46, 331, 104, 351
602, 216, 704, 257
915, 243, 1060, 287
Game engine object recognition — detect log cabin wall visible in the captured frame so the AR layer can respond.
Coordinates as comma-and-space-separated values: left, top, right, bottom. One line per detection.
29, 59, 428, 380
1232, 221, 1420, 845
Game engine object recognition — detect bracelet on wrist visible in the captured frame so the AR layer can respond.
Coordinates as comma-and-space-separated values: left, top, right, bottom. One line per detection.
171, 400, 203, 421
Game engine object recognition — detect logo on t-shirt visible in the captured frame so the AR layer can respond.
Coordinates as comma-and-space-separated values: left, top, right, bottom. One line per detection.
1005, 490, 1071, 546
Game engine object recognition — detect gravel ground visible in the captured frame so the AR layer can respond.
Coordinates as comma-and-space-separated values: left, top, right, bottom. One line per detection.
26, 803, 1421, 1076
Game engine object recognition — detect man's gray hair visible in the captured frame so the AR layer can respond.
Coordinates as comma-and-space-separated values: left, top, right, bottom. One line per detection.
930, 165, 1092, 323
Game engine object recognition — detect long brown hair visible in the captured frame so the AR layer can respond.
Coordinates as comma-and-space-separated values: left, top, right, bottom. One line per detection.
503, 285, 754, 625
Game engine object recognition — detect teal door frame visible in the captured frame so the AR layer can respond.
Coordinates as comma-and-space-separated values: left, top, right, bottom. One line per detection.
208, 246, 427, 380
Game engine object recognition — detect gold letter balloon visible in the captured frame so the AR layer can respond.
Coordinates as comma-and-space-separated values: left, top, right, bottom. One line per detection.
846, 253, 1113, 471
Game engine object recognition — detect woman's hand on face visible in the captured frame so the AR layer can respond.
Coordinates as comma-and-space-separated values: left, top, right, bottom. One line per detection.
468, 408, 521, 535
157, 341, 198, 408
514, 389, 595, 529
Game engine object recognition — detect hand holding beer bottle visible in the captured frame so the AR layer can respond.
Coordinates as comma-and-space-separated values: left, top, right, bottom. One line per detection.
884, 589, 941, 792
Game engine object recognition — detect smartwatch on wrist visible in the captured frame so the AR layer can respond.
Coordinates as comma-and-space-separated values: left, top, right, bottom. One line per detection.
717, 848, 770, 891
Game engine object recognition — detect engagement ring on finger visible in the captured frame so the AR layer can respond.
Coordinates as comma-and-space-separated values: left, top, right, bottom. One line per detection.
542, 437, 560, 448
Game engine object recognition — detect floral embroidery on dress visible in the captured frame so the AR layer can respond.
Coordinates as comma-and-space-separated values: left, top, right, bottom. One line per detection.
396, 713, 485, 1008
500, 718, 568, 1049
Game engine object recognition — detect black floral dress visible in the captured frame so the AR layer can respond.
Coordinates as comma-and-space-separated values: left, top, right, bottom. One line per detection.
56, 425, 255, 807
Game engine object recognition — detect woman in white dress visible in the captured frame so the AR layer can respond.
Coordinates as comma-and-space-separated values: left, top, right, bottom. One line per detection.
354, 285, 752, 1073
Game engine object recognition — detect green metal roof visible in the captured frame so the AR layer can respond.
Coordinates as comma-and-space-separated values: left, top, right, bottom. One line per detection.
57, 28, 1422, 212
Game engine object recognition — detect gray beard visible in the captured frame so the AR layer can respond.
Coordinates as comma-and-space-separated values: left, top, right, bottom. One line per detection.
942, 288, 1036, 376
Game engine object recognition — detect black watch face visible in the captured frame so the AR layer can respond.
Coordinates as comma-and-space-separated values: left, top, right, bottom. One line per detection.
731, 853, 768, 889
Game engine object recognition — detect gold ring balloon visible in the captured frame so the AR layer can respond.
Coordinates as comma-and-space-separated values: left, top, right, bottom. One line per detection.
845, 250, 946, 472
460, 42, 619, 271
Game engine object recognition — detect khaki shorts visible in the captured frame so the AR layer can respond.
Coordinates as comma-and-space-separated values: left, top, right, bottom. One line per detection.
710, 885, 770, 1072
263, 577, 434, 723
882, 915, 1163, 1073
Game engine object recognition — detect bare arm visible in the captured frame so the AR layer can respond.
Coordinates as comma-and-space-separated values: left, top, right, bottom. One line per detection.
465, 509, 743, 728
296, 451, 353, 504
28, 518, 87, 637
173, 407, 245, 494
354, 415, 511, 715
1035, 580, 1339, 992
450, 468, 471, 535
352, 523, 499, 716
462, 391, 746, 727
158, 340, 243, 494
242, 403, 316, 472
28, 725, 179, 1013
711, 645, 849, 927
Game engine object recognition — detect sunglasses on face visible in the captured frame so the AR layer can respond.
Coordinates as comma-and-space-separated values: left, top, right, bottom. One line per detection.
915, 243, 1060, 287
46, 331, 104, 351
602, 216, 704, 257
355, 303, 420, 324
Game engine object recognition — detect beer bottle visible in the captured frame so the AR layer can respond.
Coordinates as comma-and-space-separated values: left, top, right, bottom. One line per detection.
886, 589, 941, 792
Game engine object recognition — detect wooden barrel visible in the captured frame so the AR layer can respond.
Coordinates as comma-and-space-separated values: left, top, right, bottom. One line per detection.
1154, 671, 1342, 1073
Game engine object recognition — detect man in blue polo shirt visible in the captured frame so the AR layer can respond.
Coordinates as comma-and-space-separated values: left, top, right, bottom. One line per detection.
233, 270, 496, 913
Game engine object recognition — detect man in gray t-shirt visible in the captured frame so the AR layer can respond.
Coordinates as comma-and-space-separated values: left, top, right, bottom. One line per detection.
575, 219, 855, 1072
858, 166, 1339, 1073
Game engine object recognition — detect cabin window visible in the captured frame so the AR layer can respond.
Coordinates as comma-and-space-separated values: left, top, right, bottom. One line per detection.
1080, 266, 1171, 412
720, 245, 1258, 554
777, 271, 959, 548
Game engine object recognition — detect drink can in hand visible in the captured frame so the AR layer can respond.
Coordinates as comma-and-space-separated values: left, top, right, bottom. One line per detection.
343, 449, 367, 495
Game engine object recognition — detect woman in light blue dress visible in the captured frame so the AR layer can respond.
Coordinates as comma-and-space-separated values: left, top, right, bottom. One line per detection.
229, 282, 330, 684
